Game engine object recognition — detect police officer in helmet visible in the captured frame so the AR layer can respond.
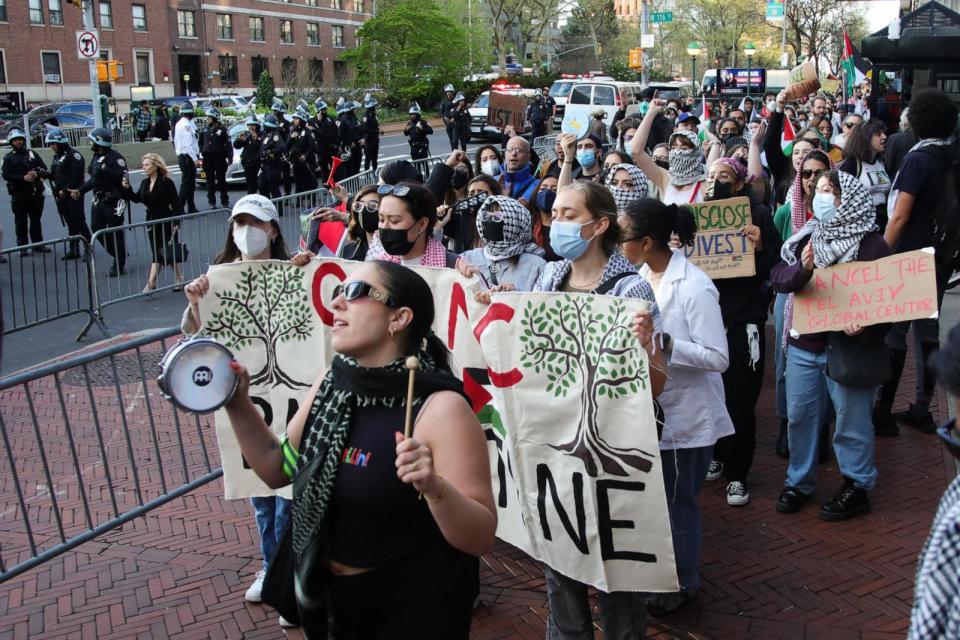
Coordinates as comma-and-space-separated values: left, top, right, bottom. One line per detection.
258, 114, 285, 205
288, 105, 318, 193
234, 114, 262, 195
46, 127, 92, 259
201, 107, 231, 209
1, 127, 49, 255
311, 97, 340, 185
271, 97, 293, 196
404, 102, 433, 160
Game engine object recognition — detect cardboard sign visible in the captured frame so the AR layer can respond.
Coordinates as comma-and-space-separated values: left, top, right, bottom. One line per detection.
682, 196, 756, 279
784, 62, 821, 102
790, 248, 939, 335
487, 92, 527, 131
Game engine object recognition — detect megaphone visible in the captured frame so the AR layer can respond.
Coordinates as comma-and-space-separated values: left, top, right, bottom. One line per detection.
327, 156, 343, 188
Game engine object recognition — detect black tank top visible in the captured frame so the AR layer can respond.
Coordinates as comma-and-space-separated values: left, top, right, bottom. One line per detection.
329, 403, 447, 568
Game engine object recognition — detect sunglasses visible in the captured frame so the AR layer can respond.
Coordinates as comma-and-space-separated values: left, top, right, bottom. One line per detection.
843, 122, 858, 129
332, 280, 397, 307
377, 184, 411, 197
351, 200, 380, 214
801, 169, 826, 180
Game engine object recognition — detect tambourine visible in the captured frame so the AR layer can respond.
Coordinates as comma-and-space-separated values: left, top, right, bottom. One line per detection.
157, 337, 238, 414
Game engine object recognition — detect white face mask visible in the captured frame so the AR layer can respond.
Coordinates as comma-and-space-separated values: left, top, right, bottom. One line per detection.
481, 159, 500, 177
233, 225, 271, 258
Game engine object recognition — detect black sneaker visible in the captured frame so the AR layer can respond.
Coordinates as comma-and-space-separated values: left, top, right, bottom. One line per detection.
776, 487, 811, 514
819, 480, 870, 521
646, 590, 697, 617
19, 248, 31, 257
894, 404, 936, 434
776, 418, 790, 459
705, 459, 723, 482
873, 406, 899, 437
33, 245, 52, 253
0, 254, 7, 263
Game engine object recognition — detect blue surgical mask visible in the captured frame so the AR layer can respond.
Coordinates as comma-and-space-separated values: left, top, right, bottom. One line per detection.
536, 189, 556, 214
549, 220, 596, 261
812, 193, 838, 223
576, 149, 596, 168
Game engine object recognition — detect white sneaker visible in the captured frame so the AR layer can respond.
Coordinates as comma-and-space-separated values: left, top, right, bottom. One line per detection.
279, 616, 297, 628
726, 481, 750, 506
705, 459, 723, 482
244, 569, 266, 602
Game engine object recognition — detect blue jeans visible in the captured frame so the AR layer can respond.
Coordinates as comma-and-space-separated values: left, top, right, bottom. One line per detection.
661, 445, 713, 593
251, 495, 292, 571
774, 293, 788, 420
785, 345, 878, 494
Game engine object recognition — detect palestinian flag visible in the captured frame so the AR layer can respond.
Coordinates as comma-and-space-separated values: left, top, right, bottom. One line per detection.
841, 32, 856, 97
702, 95, 711, 123
781, 112, 797, 156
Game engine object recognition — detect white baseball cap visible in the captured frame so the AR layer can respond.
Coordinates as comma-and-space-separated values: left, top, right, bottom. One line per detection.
229, 194, 279, 223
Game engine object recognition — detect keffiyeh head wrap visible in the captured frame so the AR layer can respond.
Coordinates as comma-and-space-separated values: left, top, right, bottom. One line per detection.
667, 131, 706, 186
477, 195, 544, 260
712, 156, 747, 182
366, 232, 449, 267
790, 149, 834, 233
603, 163, 650, 211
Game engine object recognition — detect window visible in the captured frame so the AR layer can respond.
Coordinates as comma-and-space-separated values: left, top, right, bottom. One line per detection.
282, 57, 297, 83
29, 0, 44, 25
99, 0, 112, 29
0, 51, 6, 83
306, 22, 319, 46
131, 4, 146, 31
177, 10, 195, 37
216, 14, 232, 40
593, 85, 615, 106
48, 0, 62, 25
249, 16, 264, 42
306, 0, 318, 5
41, 51, 61, 83
0, 0, 7, 22
332, 25, 344, 48
354, 0, 364, 12
309, 58, 323, 84
135, 51, 150, 85
280, 20, 293, 43
219, 55, 238, 83
569, 85, 592, 105
331, 0, 341, 9
251, 55, 269, 83
333, 60, 347, 84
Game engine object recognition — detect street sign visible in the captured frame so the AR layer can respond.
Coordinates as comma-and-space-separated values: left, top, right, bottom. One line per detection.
76, 30, 100, 60
766, 1, 784, 19
650, 11, 673, 23
640, 34, 655, 48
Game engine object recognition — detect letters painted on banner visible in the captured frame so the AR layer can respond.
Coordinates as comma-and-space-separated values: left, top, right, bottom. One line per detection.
682, 196, 756, 279
197, 259, 677, 593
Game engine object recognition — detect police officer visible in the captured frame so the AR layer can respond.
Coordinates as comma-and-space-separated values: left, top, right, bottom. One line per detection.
46, 127, 91, 259
450, 92, 471, 151
173, 101, 200, 213
288, 105, 318, 193
440, 83, 457, 151
311, 97, 340, 185
258, 114, 285, 203
271, 98, 293, 196
1, 128, 49, 254
201, 108, 231, 209
404, 102, 433, 160
337, 99, 363, 179
361, 94, 382, 173
526, 91, 549, 140
234, 114, 262, 195
71, 128, 127, 276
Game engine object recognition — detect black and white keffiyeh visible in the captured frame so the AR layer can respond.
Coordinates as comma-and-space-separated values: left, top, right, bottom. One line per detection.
477, 195, 544, 260
667, 131, 706, 186
604, 163, 650, 211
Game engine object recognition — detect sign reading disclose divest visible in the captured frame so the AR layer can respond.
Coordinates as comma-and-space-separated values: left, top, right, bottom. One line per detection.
682, 196, 756, 279
197, 259, 678, 593
790, 248, 940, 335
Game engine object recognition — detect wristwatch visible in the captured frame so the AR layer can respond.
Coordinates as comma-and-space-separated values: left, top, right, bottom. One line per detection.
662, 332, 673, 354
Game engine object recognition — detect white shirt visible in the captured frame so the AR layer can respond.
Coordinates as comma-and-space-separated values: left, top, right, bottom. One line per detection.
640, 250, 734, 450
174, 117, 199, 161
856, 157, 891, 207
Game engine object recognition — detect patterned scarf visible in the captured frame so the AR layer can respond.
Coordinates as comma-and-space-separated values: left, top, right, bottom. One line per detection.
667, 132, 706, 186
603, 163, 650, 211
366, 233, 448, 266
790, 150, 835, 233
477, 195, 544, 260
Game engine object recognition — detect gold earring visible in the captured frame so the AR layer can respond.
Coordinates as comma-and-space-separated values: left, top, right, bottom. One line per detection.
389, 327, 396, 339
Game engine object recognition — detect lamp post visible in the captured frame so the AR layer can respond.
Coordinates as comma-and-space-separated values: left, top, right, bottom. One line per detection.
686, 42, 701, 96
744, 42, 757, 98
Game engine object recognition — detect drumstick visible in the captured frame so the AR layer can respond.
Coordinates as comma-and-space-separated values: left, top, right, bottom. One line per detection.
403, 356, 420, 439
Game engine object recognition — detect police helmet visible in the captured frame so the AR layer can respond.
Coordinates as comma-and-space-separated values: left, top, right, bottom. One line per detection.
271, 98, 287, 114
315, 97, 328, 112
88, 127, 113, 147
294, 105, 310, 121
263, 114, 279, 129
363, 93, 378, 109
245, 113, 260, 127
454, 92, 466, 103
7, 128, 26, 142
206, 107, 221, 121
409, 102, 422, 115
45, 127, 69, 145
443, 84, 455, 93
180, 102, 195, 115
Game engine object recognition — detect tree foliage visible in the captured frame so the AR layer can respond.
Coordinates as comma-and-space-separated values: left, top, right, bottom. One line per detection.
254, 71, 276, 110
768, 0, 868, 75
487, 0, 562, 69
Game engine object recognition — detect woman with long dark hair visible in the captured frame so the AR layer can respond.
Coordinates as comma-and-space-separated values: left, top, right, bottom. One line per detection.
338, 185, 381, 261
365, 182, 457, 268
224, 260, 496, 638
838, 121, 891, 230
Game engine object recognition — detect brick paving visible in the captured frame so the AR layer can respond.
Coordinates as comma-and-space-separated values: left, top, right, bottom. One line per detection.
0, 325, 954, 639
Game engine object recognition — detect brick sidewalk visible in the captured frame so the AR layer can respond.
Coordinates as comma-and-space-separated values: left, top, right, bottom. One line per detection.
0, 327, 953, 640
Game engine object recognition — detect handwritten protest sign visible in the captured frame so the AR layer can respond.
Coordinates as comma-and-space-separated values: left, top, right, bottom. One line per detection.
682, 196, 756, 279
197, 259, 677, 592
785, 61, 820, 102
791, 248, 939, 335
487, 92, 527, 131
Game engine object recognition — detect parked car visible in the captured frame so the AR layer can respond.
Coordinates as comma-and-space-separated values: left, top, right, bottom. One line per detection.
643, 82, 694, 101
196, 121, 252, 186
548, 78, 577, 128
561, 79, 643, 132
0, 112, 95, 146
193, 95, 253, 115
56, 102, 94, 116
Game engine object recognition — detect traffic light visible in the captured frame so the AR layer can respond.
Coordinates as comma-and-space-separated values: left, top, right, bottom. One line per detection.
68, 0, 84, 8
96, 60, 124, 81
629, 48, 643, 70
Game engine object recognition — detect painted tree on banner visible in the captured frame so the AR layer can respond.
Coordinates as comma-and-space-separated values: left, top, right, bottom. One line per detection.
205, 264, 312, 389
519, 296, 654, 478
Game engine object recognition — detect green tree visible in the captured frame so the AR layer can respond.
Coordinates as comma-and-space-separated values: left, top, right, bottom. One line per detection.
770, 0, 868, 76
558, 0, 620, 67
340, 0, 469, 103
254, 71, 276, 110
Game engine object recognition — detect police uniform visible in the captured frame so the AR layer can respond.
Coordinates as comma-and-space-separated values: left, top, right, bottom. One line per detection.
287, 120, 319, 193
450, 101, 471, 151
362, 108, 381, 172
2, 142, 47, 248
338, 110, 364, 179
440, 92, 456, 151
404, 115, 433, 160
312, 113, 340, 185
526, 97, 549, 140
274, 111, 293, 195
234, 128, 262, 195
50, 144, 92, 257
259, 128, 286, 202
201, 119, 231, 208
80, 148, 128, 274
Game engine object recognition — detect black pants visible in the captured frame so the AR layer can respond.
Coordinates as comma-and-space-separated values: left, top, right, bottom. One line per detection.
11, 192, 44, 245
258, 163, 282, 200
56, 195, 91, 242
137, 129, 149, 143
364, 140, 379, 172
91, 198, 126, 267
445, 123, 456, 150
243, 163, 260, 195
410, 145, 429, 160
530, 122, 547, 140
177, 154, 198, 212
346, 145, 362, 177
318, 150, 335, 185
453, 127, 469, 151
715, 322, 766, 482
293, 161, 318, 193
281, 158, 292, 196
205, 155, 229, 206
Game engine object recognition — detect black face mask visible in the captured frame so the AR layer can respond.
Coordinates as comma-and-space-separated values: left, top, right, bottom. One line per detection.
481, 218, 505, 242
654, 159, 670, 170
378, 225, 418, 256
359, 209, 380, 234
707, 180, 736, 201
411, 114, 420, 121
451, 172, 469, 190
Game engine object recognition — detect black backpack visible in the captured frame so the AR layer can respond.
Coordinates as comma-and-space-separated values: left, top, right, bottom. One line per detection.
917, 146, 960, 276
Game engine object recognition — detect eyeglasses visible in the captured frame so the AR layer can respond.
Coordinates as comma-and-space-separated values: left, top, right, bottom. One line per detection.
843, 122, 858, 129
801, 169, 825, 180
352, 200, 380, 214
332, 280, 396, 307
505, 146, 526, 154
377, 184, 411, 197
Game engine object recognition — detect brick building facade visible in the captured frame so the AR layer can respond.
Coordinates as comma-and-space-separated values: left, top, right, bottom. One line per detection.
0, 0, 368, 109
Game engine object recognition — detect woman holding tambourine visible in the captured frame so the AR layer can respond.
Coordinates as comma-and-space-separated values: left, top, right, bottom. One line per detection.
223, 259, 496, 639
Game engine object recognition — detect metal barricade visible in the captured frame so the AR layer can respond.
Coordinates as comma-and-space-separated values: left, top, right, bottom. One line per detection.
532, 134, 557, 159
0, 326, 222, 582
0, 237, 106, 340
63, 126, 137, 148
271, 188, 340, 249
337, 169, 377, 196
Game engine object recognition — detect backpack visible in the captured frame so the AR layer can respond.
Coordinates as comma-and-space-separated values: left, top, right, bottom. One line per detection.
918, 146, 960, 276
